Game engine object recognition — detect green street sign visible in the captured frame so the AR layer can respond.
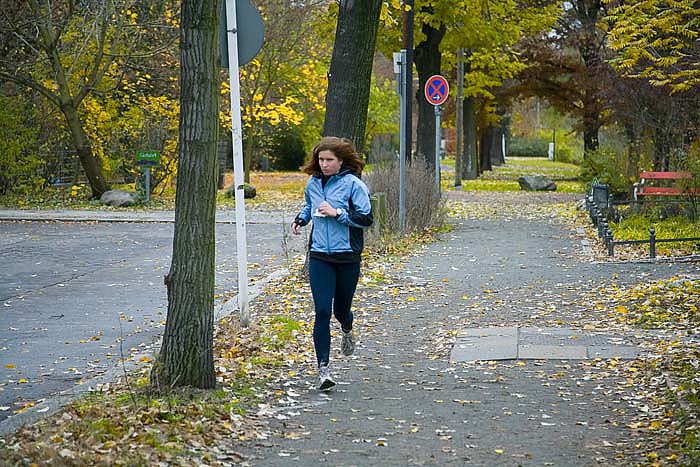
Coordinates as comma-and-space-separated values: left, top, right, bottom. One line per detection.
137, 150, 160, 166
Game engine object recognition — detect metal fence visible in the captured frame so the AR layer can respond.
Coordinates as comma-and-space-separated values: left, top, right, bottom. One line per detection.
585, 184, 700, 258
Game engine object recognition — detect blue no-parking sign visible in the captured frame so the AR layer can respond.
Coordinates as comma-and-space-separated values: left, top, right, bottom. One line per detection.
424, 75, 449, 106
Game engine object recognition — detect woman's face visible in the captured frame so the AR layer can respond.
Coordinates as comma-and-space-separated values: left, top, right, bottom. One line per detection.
318, 150, 342, 176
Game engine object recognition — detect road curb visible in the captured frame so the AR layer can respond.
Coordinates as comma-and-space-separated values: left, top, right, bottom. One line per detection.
0, 209, 296, 224
0, 268, 291, 437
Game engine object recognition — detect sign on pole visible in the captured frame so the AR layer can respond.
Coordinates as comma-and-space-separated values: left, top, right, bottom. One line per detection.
424, 75, 449, 106
424, 75, 449, 194
224, 0, 264, 326
136, 150, 160, 206
136, 150, 160, 166
220, 0, 264, 68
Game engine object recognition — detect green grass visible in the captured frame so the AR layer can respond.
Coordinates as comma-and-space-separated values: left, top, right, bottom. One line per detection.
481, 157, 580, 181
440, 156, 583, 192
610, 213, 700, 256
456, 179, 583, 193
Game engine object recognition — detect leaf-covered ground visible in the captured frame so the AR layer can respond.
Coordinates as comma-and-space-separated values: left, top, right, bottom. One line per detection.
442, 191, 700, 466
1, 183, 698, 466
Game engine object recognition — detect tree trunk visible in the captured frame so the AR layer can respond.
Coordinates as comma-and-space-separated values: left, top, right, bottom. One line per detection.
577, 0, 604, 156
490, 107, 507, 167
60, 102, 111, 197
414, 19, 446, 169
490, 126, 505, 167
152, 0, 219, 391
462, 96, 478, 179
496, 107, 510, 166
653, 128, 672, 171
323, 0, 382, 154
625, 122, 641, 198
25, 0, 113, 198
582, 98, 600, 153
479, 126, 495, 173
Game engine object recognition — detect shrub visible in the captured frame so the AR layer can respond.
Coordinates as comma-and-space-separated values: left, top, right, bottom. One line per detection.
554, 146, 581, 165
0, 97, 42, 195
364, 159, 445, 234
266, 126, 307, 171
507, 136, 549, 157
579, 148, 630, 197
676, 151, 700, 221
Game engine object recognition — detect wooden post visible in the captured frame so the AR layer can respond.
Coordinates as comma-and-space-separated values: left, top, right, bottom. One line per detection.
371, 192, 387, 232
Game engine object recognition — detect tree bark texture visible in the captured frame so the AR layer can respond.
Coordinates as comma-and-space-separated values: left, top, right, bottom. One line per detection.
576, 0, 604, 155
152, 0, 219, 391
653, 127, 673, 171
323, 0, 382, 154
496, 107, 509, 166
479, 126, 496, 174
414, 19, 445, 169
582, 95, 600, 153
625, 122, 641, 198
462, 96, 478, 180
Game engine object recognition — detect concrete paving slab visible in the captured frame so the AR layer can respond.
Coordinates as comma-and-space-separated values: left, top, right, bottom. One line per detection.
452, 327, 644, 361
588, 345, 641, 359
518, 344, 588, 359
450, 327, 518, 361
520, 327, 612, 345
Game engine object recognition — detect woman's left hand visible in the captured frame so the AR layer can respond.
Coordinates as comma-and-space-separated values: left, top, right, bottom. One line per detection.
317, 201, 338, 217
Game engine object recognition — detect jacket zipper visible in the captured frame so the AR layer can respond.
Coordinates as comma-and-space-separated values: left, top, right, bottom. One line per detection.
323, 176, 332, 254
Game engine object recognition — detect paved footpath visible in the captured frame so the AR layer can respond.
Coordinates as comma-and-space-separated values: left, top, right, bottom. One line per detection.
235, 193, 700, 467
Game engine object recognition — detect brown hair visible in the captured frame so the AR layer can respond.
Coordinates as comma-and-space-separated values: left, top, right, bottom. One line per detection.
301, 136, 365, 176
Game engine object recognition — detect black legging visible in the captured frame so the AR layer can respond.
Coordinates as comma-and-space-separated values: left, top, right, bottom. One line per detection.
308, 257, 360, 367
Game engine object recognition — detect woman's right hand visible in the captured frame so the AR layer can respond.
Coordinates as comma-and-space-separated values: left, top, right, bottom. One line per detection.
291, 222, 302, 235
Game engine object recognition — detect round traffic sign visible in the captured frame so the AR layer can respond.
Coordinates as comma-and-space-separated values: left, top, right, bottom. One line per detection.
424, 75, 449, 106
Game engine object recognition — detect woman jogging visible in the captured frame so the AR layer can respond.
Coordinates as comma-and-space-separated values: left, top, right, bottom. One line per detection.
291, 137, 373, 390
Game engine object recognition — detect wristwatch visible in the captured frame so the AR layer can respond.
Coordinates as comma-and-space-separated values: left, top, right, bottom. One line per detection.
335, 207, 345, 218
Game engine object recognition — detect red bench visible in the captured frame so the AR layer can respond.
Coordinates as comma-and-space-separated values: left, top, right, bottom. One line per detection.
633, 171, 697, 201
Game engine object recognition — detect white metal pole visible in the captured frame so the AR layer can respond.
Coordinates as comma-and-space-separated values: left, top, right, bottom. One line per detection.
225, 0, 250, 326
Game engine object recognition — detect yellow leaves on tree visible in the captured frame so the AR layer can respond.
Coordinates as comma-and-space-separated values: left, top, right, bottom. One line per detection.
607, 0, 700, 92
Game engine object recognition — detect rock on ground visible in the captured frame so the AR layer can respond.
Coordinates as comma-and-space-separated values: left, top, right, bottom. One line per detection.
518, 175, 557, 191
100, 189, 137, 207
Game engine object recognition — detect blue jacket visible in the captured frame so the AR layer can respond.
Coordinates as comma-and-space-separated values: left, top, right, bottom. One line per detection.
296, 169, 373, 257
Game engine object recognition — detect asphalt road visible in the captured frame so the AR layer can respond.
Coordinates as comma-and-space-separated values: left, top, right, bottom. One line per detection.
0, 218, 305, 423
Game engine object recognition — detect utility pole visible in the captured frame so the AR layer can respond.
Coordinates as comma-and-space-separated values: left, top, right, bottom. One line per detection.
402, 0, 414, 161
396, 51, 408, 233
455, 48, 464, 189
